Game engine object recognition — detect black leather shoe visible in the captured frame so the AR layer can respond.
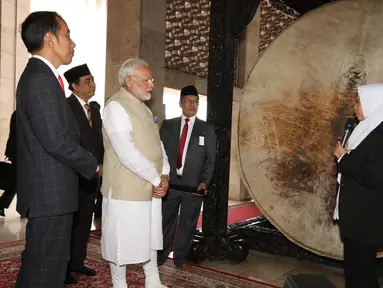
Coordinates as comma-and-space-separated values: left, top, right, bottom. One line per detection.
69, 265, 96, 276
0, 208, 5, 217
65, 272, 78, 285
157, 258, 166, 266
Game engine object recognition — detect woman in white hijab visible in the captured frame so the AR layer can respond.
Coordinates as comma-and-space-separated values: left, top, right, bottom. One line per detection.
334, 83, 383, 288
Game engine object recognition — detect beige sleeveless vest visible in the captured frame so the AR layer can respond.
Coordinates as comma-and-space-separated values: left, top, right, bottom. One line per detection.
101, 87, 163, 201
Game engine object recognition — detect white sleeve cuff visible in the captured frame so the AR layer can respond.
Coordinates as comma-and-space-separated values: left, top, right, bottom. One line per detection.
152, 176, 161, 187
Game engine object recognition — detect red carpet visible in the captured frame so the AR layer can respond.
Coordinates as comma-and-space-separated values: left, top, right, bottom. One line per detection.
196, 202, 262, 228
0, 236, 279, 288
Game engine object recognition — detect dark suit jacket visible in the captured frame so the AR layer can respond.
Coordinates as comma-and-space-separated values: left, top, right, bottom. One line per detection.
67, 95, 104, 191
16, 57, 98, 218
160, 117, 216, 189
338, 121, 383, 246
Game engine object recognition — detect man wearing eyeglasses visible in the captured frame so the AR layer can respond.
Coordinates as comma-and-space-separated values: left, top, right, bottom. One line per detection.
101, 58, 169, 288
158, 85, 216, 269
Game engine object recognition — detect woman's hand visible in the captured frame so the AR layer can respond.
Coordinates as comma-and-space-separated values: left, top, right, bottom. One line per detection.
334, 139, 348, 159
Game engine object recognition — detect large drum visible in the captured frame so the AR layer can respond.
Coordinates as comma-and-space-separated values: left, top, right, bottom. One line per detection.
239, 0, 383, 260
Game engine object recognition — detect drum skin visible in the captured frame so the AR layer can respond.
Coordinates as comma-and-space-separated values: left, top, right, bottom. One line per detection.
238, 0, 383, 260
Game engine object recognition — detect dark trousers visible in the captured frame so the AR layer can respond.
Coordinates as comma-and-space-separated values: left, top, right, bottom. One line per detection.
16, 213, 73, 288
0, 187, 16, 209
0, 163, 16, 209
343, 237, 379, 288
69, 179, 98, 267
93, 177, 102, 217
158, 188, 203, 267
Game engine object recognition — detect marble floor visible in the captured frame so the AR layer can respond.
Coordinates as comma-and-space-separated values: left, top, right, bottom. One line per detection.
1, 197, 382, 288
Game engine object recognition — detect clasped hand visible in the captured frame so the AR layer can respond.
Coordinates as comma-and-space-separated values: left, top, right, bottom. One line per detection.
153, 175, 169, 198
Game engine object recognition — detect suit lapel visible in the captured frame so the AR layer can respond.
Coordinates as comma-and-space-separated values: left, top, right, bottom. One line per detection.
30, 58, 64, 97
188, 118, 200, 149
69, 95, 92, 130
89, 105, 98, 128
174, 117, 181, 149
171, 117, 181, 174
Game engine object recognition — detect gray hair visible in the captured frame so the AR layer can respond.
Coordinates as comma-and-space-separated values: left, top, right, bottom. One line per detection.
118, 58, 149, 86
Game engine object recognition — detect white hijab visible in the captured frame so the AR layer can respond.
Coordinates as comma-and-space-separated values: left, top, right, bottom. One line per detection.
334, 83, 383, 220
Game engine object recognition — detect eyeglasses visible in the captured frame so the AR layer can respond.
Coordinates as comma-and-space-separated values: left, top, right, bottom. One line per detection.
182, 98, 199, 104
131, 75, 155, 84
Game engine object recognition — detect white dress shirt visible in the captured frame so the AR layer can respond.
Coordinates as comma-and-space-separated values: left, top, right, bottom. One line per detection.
333, 153, 347, 220
73, 94, 89, 118
176, 115, 196, 176
103, 101, 170, 186
31, 55, 59, 79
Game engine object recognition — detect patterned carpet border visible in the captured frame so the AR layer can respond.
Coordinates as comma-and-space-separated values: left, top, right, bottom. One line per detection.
0, 236, 279, 288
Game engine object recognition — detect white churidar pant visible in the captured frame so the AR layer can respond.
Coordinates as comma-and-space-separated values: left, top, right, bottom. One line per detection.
101, 190, 163, 266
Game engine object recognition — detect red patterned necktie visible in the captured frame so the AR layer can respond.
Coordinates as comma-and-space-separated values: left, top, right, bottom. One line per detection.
84, 103, 93, 127
58, 75, 64, 91
177, 118, 190, 169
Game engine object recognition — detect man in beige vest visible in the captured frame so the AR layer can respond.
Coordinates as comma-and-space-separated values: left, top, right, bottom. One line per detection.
101, 58, 169, 288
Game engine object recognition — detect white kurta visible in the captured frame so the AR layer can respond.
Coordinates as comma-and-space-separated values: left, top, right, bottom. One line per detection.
101, 101, 170, 266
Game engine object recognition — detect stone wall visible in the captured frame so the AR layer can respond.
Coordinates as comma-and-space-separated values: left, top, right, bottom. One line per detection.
104, 0, 142, 100
104, 0, 167, 126
0, 0, 30, 158
141, 0, 167, 125
165, 0, 210, 78
259, 0, 296, 55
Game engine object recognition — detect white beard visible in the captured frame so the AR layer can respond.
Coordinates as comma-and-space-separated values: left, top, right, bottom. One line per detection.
140, 93, 151, 101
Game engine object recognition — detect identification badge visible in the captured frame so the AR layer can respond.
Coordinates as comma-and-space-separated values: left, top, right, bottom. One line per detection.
199, 135, 205, 146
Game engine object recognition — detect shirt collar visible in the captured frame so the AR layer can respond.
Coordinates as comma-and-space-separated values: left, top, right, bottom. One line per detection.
181, 114, 196, 125
31, 55, 59, 79
73, 93, 88, 107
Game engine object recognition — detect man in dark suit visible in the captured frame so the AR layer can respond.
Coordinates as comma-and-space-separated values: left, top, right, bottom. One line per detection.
0, 111, 17, 217
63, 64, 104, 284
16, 12, 99, 288
158, 85, 216, 268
